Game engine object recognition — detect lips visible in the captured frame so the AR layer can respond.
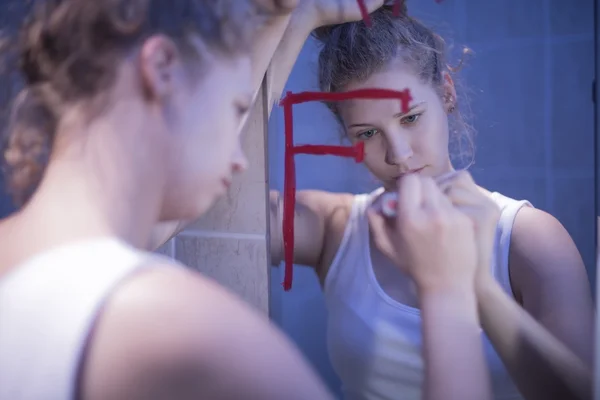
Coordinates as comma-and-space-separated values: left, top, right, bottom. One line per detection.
394, 167, 425, 180
222, 178, 232, 188
408, 167, 425, 174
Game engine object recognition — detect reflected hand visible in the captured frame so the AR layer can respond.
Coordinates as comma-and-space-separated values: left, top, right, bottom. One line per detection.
254, 0, 300, 16
297, 0, 385, 29
367, 174, 479, 294
437, 171, 501, 285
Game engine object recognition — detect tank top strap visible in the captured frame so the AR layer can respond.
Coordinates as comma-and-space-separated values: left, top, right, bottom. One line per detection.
489, 192, 533, 296
324, 188, 383, 294
0, 238, 159, 400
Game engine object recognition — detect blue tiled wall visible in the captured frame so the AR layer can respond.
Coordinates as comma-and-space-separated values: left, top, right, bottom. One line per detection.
268, 1, 596, 396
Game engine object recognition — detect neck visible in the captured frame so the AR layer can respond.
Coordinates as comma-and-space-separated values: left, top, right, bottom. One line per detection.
22, 108, 165, 250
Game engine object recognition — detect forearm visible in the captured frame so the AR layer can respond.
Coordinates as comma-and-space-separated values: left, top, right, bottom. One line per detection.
265, 11, 314, 116
419, 287, 491, 400
477, 276, 592, 400
250, 15, 294, 101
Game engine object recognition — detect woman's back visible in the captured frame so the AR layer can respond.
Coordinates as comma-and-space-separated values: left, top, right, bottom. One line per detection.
0, 237, 333, 400
0, 238, 153, 399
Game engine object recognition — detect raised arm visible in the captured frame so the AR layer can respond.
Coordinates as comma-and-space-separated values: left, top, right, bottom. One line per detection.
440, 171, 593, 400
265, 0, 385, 114
474, 208, 593, 400
476, 274, 592, 400
247, 1, 298, 118
269, 189, 351, 268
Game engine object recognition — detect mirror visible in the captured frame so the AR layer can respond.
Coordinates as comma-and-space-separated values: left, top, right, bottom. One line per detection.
268, 1, 596, 398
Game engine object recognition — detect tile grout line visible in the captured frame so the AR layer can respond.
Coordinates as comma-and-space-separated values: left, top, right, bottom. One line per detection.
169, 237, 176, 259
178, 230, 266, 241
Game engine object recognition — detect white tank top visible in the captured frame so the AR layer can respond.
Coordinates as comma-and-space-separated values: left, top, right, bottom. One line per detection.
0, 238, 159, 400
324, 189, 531, 400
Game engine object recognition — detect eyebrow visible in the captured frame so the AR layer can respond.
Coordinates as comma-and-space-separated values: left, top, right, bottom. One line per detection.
347, 101, 427, 128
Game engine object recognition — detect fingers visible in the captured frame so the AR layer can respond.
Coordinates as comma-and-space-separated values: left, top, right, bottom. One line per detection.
395, 174, 423, 219
367, 0, 386, 12
436, 170, 475, 193
254, 0, 298, 15
367, 208, 395, 258
442, 185, 474, 207
439, 176, 501, 229
436, 170, 481, 207
353, 0, 386, 18
434, 170, 461, 188
379, 171, 479, 220
422, 177, 456, 210
443, 180, 495, 212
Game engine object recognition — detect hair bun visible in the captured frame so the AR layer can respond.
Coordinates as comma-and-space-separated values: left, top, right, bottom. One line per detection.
312, 0, 409, 43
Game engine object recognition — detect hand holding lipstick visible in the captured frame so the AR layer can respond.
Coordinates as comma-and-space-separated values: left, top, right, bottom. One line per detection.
378, 170, 460, 217
375, 169, 501, 285
367, 174, 479, 293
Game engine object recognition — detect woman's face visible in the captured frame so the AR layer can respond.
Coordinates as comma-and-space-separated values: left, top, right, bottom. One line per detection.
167, 54, 252, 220
338, 63, 454, 190
140, 36, 253, 221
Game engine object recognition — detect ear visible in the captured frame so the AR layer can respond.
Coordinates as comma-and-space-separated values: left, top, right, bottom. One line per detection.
441, 72, 457, 113
139, 35, 182, 101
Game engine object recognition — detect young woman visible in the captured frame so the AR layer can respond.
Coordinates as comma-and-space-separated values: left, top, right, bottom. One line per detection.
0, 1, 495, 400
265, 3, 593, 400
0, 1, 338, 399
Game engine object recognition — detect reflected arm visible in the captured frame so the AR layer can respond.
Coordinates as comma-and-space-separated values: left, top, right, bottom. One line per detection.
477, 208, 593, 400
420, 287, 492, 400
477, 276, 592, 400
269, 189, 348, 269
263, 11, 315, 116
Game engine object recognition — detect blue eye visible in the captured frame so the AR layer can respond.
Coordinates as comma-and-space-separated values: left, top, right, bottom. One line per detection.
401, 114, 421, 124
358, 128, 379, 139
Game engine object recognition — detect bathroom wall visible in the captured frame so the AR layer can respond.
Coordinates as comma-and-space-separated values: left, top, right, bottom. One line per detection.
268, 0, 596, 395
157, 84, 272, 314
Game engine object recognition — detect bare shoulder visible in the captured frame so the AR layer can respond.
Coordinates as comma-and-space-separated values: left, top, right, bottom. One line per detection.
297, 189, 354, 234
287, 189, 354, 268
296, 189, 354, 218
297, 190, 354, 271
508, 200, 594, 365
510, 207, 582, 266
509, 207, 588, 300
81, 260, 332, 400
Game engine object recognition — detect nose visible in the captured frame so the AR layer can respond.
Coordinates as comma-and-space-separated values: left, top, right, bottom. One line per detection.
232, 141, 248, 173
384, 134, 413, 166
